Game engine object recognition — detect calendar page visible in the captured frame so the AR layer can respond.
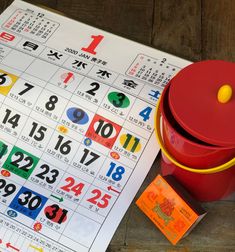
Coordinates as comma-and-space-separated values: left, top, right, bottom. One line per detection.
0, 1, 191, 251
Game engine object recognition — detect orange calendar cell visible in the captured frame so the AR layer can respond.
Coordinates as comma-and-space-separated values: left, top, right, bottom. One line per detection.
85, 114, 122, 149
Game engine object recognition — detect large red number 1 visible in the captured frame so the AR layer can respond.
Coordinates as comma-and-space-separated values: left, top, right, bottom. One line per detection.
82, 35, 104, 55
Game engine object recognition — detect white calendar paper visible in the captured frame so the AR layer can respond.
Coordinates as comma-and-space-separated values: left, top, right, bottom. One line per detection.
0, 1, 191, 251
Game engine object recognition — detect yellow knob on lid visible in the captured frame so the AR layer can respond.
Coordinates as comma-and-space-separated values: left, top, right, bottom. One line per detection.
217, 84, 233, 103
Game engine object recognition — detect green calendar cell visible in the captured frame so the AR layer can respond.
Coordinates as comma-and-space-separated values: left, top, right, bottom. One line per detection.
3, 146, 39, 179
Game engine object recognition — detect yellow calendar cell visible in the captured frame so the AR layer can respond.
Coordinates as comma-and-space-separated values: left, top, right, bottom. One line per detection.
0, 69, 19, 96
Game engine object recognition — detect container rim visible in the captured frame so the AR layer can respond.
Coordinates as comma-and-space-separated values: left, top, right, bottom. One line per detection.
161, 83, 235, 150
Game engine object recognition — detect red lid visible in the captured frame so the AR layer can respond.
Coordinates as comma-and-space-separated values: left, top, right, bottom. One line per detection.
169, 60, 235, 147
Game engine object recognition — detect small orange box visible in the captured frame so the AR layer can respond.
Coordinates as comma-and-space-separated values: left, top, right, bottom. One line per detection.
136, 175, 206, 245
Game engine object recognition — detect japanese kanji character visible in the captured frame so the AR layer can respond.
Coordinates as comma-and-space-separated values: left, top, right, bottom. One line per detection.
123, 79, 138, 89
47, 50, 63, 59
149, 90, 161, 100
96, 69, 112, 78
72, 60, 87, 69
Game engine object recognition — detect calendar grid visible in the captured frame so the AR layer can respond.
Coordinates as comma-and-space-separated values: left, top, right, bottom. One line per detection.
0, 3, 191, 251
0, 39, 154, 249
0, 40, 154, 248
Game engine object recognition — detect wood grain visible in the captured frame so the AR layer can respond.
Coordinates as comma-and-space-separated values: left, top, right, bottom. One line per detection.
0, 1, 234, 251
115, 201, 235, 251
0, 0, 13, 14
0, 0, 57, 14
152, 0, 201, 61
25, 0, 57, 9
56, 0, 154, 44
202, 0, 235, 61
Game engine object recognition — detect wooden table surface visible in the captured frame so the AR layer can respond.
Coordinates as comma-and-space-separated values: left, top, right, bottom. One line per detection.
1, 1, 235, 252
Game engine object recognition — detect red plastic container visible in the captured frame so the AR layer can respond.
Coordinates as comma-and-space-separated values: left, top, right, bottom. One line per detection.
161, 84, 235, 168
155, 60, 235, 201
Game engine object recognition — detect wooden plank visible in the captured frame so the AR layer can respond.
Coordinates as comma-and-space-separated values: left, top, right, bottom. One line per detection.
24, 0, 57, 9
56, 0, 154, 44
115, 194, 235, 251
0, 1, 57, 14
202, 0, 235, 61
0, 1, 234, 251
0, 1, 6, 14
152, 0, 201, 61
0, 0, 13, 14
